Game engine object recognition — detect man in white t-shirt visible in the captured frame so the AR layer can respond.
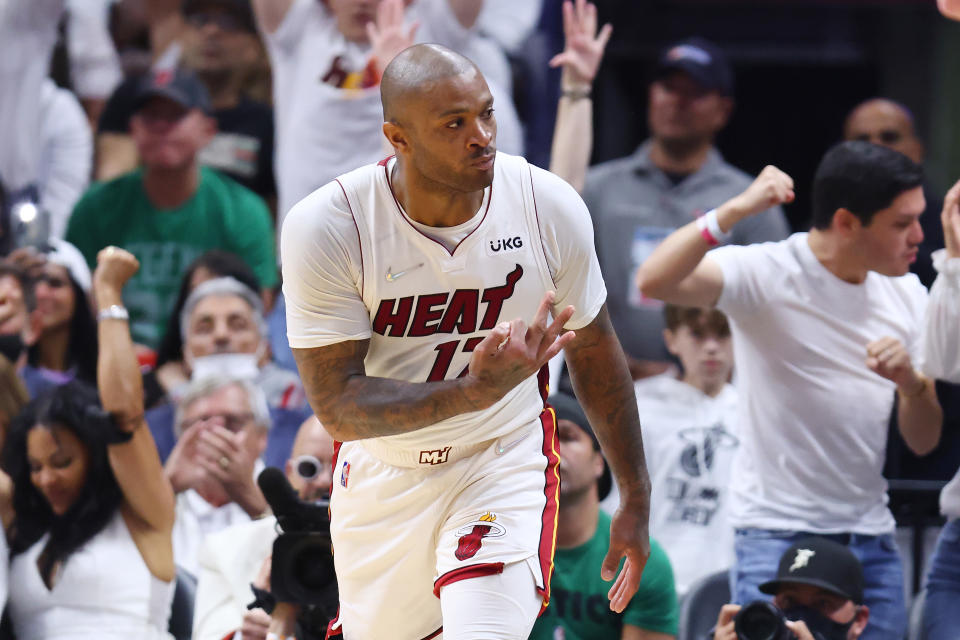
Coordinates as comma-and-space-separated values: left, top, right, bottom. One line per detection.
251, 0, 524, 230
635, 304, 738, 596
280, 44, 649, 640
635, 141, 942, 640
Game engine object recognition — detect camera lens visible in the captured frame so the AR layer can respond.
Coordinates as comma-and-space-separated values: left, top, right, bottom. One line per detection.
295, 455, 322, 480
734, 600, 790, 640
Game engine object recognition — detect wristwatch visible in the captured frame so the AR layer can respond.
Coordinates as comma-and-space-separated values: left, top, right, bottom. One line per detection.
97, 305, 129, 322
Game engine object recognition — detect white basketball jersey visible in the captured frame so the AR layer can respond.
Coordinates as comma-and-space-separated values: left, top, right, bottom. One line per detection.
283, 151, 606, 451
338, 152, 558, 448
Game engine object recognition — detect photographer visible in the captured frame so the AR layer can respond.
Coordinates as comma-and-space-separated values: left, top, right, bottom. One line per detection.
713, 538, 869, 640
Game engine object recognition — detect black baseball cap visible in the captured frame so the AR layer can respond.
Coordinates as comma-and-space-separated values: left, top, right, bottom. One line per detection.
182, 0, 257, 33
133, 68, 213, 115
550, 393, 612, 501
759, 537, 865, 605
654, 37, 734, 96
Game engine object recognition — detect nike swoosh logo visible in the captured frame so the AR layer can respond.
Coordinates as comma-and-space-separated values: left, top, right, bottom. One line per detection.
385, 263, 424, 282
495, 431, 531, 456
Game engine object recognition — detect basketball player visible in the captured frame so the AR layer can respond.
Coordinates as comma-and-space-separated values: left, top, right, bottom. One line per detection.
281, 44, 650, 640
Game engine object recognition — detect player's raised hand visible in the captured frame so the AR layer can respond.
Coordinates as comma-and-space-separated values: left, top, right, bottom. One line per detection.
367, 0, 419, 77
941, 178, 960, 259
602, 498, 650, 612
548, 0, 612, 90
465, 291, 575, 406
728, 165, 795, 221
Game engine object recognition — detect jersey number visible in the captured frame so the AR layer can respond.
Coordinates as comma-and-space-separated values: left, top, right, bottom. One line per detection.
427, 337, 484, 382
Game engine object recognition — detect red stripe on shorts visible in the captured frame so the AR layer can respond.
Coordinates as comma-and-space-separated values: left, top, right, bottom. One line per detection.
420, 626, 443, 639
324, 609, 342, 639
324, 442, 343, 640
432, 562, 505, 598
537, 363, 550, 402
537, 405, 561, 615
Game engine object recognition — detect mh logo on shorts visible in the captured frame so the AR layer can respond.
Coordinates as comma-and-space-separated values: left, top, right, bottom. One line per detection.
455, 512, 506, 561
419, 446, 452, 465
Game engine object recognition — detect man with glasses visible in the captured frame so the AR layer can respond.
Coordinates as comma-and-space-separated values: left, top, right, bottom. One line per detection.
193, 414, 334, 640
66, 68, 278, 350
164, 374, 273, 574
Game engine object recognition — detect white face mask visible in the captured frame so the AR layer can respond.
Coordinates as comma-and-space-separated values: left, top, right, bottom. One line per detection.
190, 352, 260, 382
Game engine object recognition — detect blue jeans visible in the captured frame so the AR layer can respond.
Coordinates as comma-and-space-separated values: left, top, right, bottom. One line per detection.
732, 528, 907, 640
922, 518, 960, 640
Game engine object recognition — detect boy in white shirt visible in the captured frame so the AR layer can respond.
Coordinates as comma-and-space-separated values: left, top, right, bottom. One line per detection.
635, 304, 738, 596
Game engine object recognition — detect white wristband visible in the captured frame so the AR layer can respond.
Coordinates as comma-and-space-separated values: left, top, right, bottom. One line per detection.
704, 209, 731, 243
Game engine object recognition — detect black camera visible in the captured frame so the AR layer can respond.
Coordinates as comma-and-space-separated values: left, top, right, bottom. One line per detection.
733, 601, 800, 640
257, 468, 339, 614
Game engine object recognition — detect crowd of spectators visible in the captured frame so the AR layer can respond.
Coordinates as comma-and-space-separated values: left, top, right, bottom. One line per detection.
1, 0, 959, 639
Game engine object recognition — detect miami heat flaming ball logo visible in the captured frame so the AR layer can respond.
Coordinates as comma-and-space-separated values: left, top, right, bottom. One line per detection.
455, 512, 507, 561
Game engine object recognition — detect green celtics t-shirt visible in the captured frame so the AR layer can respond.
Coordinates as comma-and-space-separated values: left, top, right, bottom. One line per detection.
66, 167, 278, 348
530, 511, 679, 640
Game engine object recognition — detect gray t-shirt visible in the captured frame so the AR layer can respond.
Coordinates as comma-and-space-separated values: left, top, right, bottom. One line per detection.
584, 141, 790, 362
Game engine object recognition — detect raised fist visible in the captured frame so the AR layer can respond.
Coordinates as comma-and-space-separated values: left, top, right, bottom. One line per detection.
732, 166, 795, 219
93, 246, 139, 293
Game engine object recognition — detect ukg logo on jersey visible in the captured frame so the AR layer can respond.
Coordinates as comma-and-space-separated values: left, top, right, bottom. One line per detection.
486, 235, 524, 256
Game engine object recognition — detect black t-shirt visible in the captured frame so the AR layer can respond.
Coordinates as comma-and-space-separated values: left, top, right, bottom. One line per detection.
99, 76, 276, 201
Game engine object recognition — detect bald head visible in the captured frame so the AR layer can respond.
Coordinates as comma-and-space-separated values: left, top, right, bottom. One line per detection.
381, 44, 481, 123
287, 415, 334, 501
844, 98, 924, 164
291, 415, 333, 459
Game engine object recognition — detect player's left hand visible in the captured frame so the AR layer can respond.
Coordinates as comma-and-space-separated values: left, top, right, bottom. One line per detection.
367, 0, 419, 77
603, 500, 651, 613
463, 291, 576, 408
548, 0, 613, 89
866, 336, 920, 392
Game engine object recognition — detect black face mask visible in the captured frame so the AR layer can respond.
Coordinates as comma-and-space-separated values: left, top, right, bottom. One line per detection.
0, 333, 25, 364
783, 604, 855, 640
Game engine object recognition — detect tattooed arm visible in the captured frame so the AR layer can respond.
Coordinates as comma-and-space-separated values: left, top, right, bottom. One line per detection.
292, 292, 575, 442
563, 304, 651, 613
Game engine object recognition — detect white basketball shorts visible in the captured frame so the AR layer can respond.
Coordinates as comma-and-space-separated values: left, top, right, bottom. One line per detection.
325, 407, 561, 640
